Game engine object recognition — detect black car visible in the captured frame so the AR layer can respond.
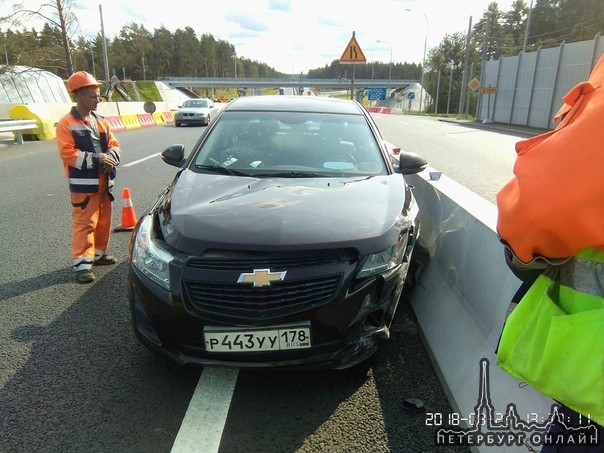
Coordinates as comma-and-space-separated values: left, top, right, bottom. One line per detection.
128, 95, 427, 369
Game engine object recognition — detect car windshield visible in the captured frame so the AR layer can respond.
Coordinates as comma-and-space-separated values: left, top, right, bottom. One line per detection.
183, 100, 208, 108
193, 111, 387, 177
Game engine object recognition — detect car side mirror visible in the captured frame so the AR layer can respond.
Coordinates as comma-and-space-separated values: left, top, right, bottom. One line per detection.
399, 151, 427, 175
161, 144, 186, 167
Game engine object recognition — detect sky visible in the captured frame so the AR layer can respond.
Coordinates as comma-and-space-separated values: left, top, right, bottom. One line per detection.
9, 0, 515, 74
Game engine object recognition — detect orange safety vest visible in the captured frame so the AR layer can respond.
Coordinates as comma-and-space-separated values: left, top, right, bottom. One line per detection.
496, 54, 604, 264
56, 107, 120, 195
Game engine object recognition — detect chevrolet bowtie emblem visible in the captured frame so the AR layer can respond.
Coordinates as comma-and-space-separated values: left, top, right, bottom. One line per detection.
237, 269, 287, 287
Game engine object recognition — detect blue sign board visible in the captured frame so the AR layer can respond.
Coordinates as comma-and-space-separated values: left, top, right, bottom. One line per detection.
407, 91, 415, 100
368, 87, 387, 101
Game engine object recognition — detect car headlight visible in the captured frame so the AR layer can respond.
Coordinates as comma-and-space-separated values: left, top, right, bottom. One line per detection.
357, 233, 409, 279
131, 214, 174, 290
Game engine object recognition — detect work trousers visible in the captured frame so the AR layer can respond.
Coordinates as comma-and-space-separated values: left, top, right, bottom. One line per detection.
71, 190, 113, 271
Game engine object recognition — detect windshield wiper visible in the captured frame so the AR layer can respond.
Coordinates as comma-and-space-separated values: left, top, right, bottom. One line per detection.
195, 164, 252, 177
252, 170, 324, 178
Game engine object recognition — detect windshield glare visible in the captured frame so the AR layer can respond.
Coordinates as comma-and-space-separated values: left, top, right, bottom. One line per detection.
183, 100, 208, 108
193, 111, 387, 176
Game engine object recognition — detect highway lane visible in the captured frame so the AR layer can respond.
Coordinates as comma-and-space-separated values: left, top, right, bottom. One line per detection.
0, 116, 529, 452
374, 114, 538, 204
0, 126, 204, 453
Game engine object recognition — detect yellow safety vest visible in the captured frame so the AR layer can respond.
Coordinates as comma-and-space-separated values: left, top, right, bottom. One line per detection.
498, 248, 604, 426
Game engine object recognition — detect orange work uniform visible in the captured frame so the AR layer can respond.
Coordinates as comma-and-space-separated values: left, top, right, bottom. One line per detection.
56, 107, 121, 272
496, 54, 604, 264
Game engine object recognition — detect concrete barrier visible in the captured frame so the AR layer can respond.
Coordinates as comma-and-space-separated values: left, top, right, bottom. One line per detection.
406, 168, 555, 452
0, 101, 222, 143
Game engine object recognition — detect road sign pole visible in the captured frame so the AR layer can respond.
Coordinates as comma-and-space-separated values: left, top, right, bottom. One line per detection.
339, 31, 367, 100
351, 64, 355, 100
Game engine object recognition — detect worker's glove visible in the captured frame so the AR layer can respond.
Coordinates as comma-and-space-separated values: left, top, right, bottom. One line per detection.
107, 147, 121, 165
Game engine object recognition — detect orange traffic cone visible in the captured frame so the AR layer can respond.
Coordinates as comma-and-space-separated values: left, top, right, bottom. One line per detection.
114, 188, 137, 232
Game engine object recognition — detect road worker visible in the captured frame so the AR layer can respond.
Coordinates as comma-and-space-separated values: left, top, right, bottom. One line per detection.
496, 54, 604, 451
56, 71, 122, 284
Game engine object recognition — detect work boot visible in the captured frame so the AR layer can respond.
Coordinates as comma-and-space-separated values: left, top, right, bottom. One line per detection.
75, 269, 95, 284
94, 254, 117, 266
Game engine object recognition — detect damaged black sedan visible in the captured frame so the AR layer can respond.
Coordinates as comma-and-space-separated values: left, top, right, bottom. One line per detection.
127, 95, 426, 369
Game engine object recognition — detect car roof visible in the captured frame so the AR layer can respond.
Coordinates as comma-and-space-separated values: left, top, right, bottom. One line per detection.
223, 95, 364, 115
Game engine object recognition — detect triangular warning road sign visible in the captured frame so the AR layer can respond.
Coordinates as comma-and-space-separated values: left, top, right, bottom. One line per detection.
339, 32, 367, 64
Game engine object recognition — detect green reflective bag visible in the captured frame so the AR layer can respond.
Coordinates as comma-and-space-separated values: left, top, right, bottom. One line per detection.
497, 258, 604, 426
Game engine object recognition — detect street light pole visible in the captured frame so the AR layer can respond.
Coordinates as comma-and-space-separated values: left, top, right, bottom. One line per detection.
99, 5, 110, 83
91, 49, 96, 78
376, 40, 392, 98
523, 0, 534, 52
419, 14, 428, 113
404, 8, 428, 112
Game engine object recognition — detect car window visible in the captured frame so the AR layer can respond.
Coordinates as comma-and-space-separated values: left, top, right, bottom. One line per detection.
183, 100, 208, 108
193, 111, 387, 176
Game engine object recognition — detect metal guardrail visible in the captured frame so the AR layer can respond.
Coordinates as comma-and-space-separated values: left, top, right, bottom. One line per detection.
0, 119, 37, 144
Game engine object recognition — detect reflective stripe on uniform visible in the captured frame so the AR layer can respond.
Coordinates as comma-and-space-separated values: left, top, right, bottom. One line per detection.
556, 254, 604, 298
69, 177, 99, 186
74, 151, 94, 170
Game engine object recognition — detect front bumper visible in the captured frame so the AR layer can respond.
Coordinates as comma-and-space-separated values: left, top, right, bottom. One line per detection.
174, 114, 209, 125
127, 253, 411, 370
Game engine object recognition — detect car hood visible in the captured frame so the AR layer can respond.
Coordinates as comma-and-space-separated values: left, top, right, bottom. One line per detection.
157, 170, 410, 255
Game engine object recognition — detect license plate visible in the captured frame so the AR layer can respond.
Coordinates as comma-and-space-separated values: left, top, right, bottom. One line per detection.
204, 324, 311, 353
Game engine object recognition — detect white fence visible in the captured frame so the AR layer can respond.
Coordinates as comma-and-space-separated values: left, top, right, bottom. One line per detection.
478, 34, 604, 129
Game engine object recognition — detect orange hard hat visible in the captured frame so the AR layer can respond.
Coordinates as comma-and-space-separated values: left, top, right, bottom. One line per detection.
67, 71, 101, 93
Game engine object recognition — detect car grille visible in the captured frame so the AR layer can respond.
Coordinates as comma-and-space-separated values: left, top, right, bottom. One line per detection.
185, 275, 341, 321
183, 250, 353, 322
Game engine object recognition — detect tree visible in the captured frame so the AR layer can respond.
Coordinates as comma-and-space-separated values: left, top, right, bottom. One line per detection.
148, 27, 174, 79
425, 32, 472, 113
557, 0, 603, 42
118, 23, 152, 80
1, 0, 77, 76
473, 2, 505, 61
172, 27, 199, 76
199, 34, 219, 77
501, 0, 529, 55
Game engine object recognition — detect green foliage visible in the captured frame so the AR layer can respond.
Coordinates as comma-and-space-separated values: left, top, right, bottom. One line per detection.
308, 60, 422, 80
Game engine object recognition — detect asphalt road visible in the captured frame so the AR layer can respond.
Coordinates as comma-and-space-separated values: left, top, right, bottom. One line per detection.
0, 115, 533, 453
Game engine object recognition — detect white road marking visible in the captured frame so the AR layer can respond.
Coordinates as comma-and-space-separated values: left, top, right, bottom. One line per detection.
171, 367, 239, 453
122, 153, 161, 167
